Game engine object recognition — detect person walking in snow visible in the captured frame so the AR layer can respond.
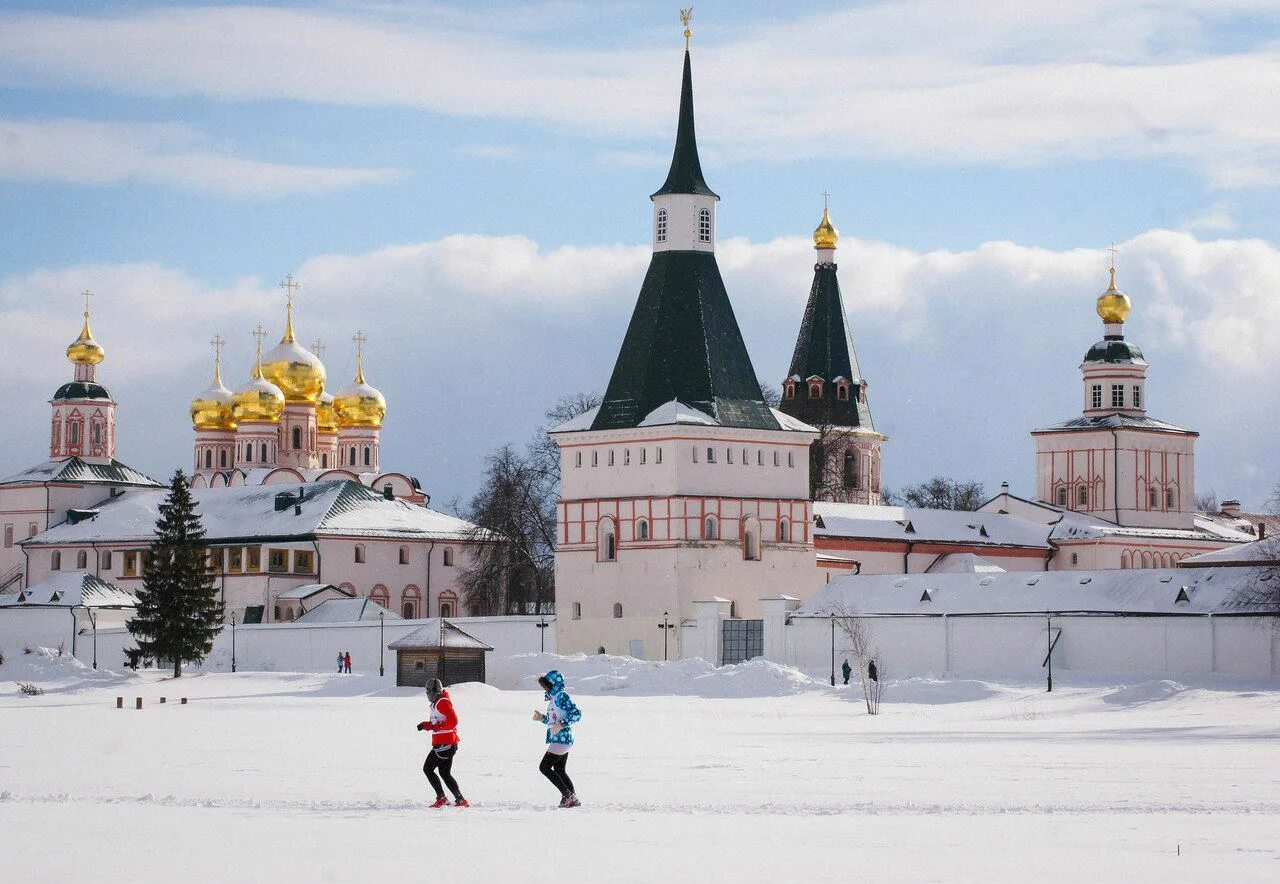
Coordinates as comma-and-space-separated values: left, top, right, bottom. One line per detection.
343, 651, 352, 674
418, 678, 468, 808
841, 658, 852, 686
867, 659, 878, 683
337, 650, 345, 673
533, 669, 582, 808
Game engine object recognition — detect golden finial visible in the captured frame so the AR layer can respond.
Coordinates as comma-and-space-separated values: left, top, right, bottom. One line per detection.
1096, 245, 1131, 324
251, 324, 268, 377
210, 334, 226, 383
278, 273, 300, 342
352, 330, 368, 383
66, 289, 106, 365
814, 194, 839, 250
680, 7, 693, 50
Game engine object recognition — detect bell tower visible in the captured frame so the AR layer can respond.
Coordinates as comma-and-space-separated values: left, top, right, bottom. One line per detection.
51, 291, 116, 463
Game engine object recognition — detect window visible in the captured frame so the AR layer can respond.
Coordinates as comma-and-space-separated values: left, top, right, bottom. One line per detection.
292, 426, 302, 450
836, 382, 850, 401
608, 450, 615, 466
268, 548, 289, 573
592, 451, 598, 467
599, 518, 617, 562
349, 445, 357, 466
692, 447, 698, 463
575, 451, 582, 468
1166, 488, 1175, 508
2, 524, 10, 548
1149, 487, 1158, 508
228, 548, 243, 573
370, 585, 390, 608
784, 381, 795, 400
443, 548, 454, 567
656, 208, 668, 242
640, 448, 646, 465
1111, 384, 1124, 407
207, 549, 222, 571
101, 550, 112, 570
698, 207, 711, 242
637, 519, 649, 540
597, 646, 606, 655
774, 451, 780, 467
440, 602, 454, 618
402, 602, 415, 619
354, 544, 366, 564
51, 551, 61, 570
779, 519, 789, 542
246, 547, 261, 571
1057, 486, 1067, 507
294, 550, 314, 573
1071, 553, 1078, 565
727, 448, 734, 464
704, 516, 718, 540
1121, 552, 1130, 569
76, 550, 87, 569
124, 551, 138, 577
69, 423, 80, 446
1133, 385, 1142, 408
787, 452, 794, 468
28, 522, 38, 538
1077, 484, 1088, 507
744, 518, 761, 561
623, 448, 630, 466
1091, 384, 1102, 409
572, 602, 582, 620
707, 447, 716, 463
399, 546, 409, 565
656, 447, 663, 464
364, 447, 371, 466
757, 450, 763, 466
205, 450, 212, 469
613, 602, 623, 619
844, 451, 859, 489
219, 450, 227, 468
260, 442, 268, 462
742, 448, 748, 465
273, 605, 281, 621
92, 423, 102, 445
808, 380, 823, 399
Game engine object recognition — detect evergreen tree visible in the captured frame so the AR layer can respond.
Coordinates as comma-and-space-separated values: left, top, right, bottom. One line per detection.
127, 470, 223, 677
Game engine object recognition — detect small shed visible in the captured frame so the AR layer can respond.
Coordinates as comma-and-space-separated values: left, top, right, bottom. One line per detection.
388, 619, 494, 687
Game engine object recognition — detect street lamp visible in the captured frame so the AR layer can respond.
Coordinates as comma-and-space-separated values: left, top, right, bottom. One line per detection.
657, 611, 676, 661
1046, 611, 1053, 693
829, 613, 836, 687
379, 611, 386, 677
230, 612, 237, 673
88, 608, 98, 670
536, 615, 550, 653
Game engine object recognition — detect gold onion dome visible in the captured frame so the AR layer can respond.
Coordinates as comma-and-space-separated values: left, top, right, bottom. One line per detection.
232, 354, 285, 424
814, 207, 839, 250
191, 363, 236, 430
260, 309, 326, 403
1096, 266, 1132, 324
334, 358, 386, 429
66, 314, 105, 365
317, 391, 339, 433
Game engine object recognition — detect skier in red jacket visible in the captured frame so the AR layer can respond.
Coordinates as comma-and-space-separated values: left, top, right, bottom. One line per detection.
417, 679, 468, 808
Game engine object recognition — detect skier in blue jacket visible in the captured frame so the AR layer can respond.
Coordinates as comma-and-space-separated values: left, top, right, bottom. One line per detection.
533, 670, 582, 807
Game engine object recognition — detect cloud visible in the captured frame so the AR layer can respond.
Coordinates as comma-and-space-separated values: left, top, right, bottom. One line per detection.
0, 118, 401, 197
2, 225, 1275, 507
0, 3, 1277, 186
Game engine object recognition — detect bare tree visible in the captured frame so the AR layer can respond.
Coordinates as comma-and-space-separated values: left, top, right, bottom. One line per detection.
1236, 482, 1280, 616
1194, 489, 1219, 512
899, 476, 986, 511
830, 604, 887, 715
758, 382, 782, 409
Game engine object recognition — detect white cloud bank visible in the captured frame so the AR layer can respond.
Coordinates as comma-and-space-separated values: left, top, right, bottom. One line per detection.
0, 118, 400, 196
0, 2, 1278, 185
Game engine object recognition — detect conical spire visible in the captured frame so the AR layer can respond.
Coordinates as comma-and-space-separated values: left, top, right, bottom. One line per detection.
652, 48, 718, 199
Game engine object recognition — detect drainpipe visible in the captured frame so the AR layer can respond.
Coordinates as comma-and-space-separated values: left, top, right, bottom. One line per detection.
425, 539, 436, 618
903, 541, 914, 573
1110, 428, 1123, 527
69, 605, 79, 658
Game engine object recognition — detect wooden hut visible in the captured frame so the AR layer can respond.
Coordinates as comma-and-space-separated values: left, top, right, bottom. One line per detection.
388, 619, 494, 687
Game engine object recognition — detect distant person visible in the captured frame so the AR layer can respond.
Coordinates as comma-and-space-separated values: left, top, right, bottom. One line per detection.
841, 659, 852, 686
337, 651, 345, 674
868, 659, 878, 683
344, 651, 352, 674
533, 670, 582, 808
417, 678, 467, 808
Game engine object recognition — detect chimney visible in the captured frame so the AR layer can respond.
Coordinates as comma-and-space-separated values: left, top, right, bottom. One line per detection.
1000, 481, 1010, 495
1260, 522, 1267, 541
1221, 499, 1241, 516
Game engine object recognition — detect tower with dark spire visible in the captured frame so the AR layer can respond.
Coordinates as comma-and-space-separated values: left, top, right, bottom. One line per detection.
780, 204, 887, 504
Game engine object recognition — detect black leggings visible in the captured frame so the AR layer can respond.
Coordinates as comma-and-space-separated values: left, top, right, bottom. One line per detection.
423, 745, 462, 800
539, 750, 575, 796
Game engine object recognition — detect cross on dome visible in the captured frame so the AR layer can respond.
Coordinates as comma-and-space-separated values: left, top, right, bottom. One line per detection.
311, 339, 326, 359
81, 289, 94, 318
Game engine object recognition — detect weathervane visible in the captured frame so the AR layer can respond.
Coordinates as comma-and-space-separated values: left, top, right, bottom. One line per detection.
680, 7, 693, 49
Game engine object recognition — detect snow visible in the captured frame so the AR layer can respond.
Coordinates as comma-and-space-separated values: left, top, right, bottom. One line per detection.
293, 597, 400, 623
769, 407, 818, 432
638, 398, 719, 427
814, 501, 1052, 548
924, 552, 1006, 573
547, 404, 600, 433
0, 570, 136, 607
490, 652, 818, 697
388, 619, 493, 650
1183, 537, 1278, 565
2, 656, 1277, 882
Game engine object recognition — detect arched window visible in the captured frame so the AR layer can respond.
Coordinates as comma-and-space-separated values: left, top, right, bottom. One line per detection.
572, 602, 582, 620
349, 445, 357, 466
1141, 551, 1152, 569
1149, 487, 1158, 508
597, 646, 606, 655
743, 517, 761, 561
836, 382, 850, 401
354, 544, 366, 564
398, 546, 409, 565
698, 207, 711, 242
599, 518, 617, 562
808, 380, 823, 399
784, 381, 795, 400
260, 442, 268, 462
704, 516, 718, 541
1121, 552, 1130, 569
73, 550, 87, 569
364, 447, 371, 466
401, 586, 421, 619
656, 208, 668, 243
443, 548, 454, 567
321, 453, 328, 468
285, 607, 296, 622
1077, 484, 1088, 507
1166, 488, 1175, 508
844, 451, 859, 489
370, 584, 390, 608
441, 602, 455, 618
292, 426, 302, 450
637, 519, 649, 541
204, 450, 212, 469
51, 551, 61, 570
706, 447, 716, 463
613, 602, 623, 619
439, 592, 457, 619
779, 519, 789, 542
219, 449, 227, 468
1056, 485, 1067, 507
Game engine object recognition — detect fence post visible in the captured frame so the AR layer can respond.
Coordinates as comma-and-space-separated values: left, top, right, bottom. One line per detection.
760, 596, 799, 665
692, 598, 731, 666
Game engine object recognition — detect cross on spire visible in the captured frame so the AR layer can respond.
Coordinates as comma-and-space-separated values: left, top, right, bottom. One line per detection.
311, 339, 326, 359
210, 334, 225, 363
1107, 243, 1118, 271
352, 330, 368, 357
252, 324, 267, 352
278, 273, 300, 307
822, 190, 830, 210
80, 289, 94, 318
680, 7, 693, 49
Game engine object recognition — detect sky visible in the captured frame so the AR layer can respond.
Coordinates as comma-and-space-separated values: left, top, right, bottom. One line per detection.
1, 0, 1277, 511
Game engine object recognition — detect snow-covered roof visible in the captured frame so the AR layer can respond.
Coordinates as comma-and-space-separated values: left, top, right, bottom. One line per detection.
813, 503, 1052, 549
1182, 538, 1280, 567
293, 597, 400, 623
275, 583, 352, 601
795, 566, 1278, 617
0, 457, 161, 489
549, 405, 601, 433
23, 480, 480, 547
388, 619, 494, 651
1048, 507, 1253, 544
639, 399, 719, 427
925, 553, 1006, 574
0, 571, 136, 608
1032, 414, 1195, 435
769, 408, 817, 433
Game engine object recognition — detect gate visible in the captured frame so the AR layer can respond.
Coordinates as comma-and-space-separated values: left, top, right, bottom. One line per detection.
721, 619, 763, 666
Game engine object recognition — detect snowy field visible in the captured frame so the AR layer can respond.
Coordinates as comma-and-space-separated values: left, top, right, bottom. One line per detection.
3, 650, 1279, 883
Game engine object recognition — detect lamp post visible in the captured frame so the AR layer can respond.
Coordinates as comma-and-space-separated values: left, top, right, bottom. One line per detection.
230, 612, 237, 673
536, 615, 550, 653
657, 611, 675, 661
829, 613, 836, 687
1046, 611, 1053, 693
88, 608, 98, 670
379, 611, 386, 677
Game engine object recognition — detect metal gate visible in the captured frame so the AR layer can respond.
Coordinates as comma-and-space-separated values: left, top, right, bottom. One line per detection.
721, 619, 763, 666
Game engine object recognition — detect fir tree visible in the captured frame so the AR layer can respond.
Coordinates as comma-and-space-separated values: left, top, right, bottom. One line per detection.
127, 470, 223, 677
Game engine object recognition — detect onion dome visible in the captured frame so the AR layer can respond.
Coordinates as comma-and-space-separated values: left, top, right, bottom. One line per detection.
316, 391, 339, 434
191, 360, 236, 430
813, 206, 839, 250
66, 313, 105, 365
260, 305, 326, 403
334, 354, 386, 429
231, 347, 285, 424
1096, 266, 1131, 324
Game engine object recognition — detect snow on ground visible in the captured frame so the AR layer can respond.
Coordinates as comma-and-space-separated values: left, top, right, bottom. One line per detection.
3, 652, 1279, 883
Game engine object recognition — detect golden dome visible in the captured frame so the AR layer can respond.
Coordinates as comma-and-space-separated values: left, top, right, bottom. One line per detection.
317, 391, 339, 434
1096, 266, 1132, 324
231, 351, 285, 424
813, 206, 839, 250
66, 315, 105, 365
260, 306, 326, 403
333, 356, 386, 429
191, 362, 236, 431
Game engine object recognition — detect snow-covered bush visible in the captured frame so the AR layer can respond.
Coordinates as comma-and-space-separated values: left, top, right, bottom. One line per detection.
18, 682, 44, 696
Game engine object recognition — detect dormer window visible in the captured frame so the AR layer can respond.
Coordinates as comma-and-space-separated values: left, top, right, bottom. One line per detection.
656, 208, 668, 243
808, 379, 823, 399
783, 380, 796, 400
698, 208, 711, 242
836, 381, 850, 401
